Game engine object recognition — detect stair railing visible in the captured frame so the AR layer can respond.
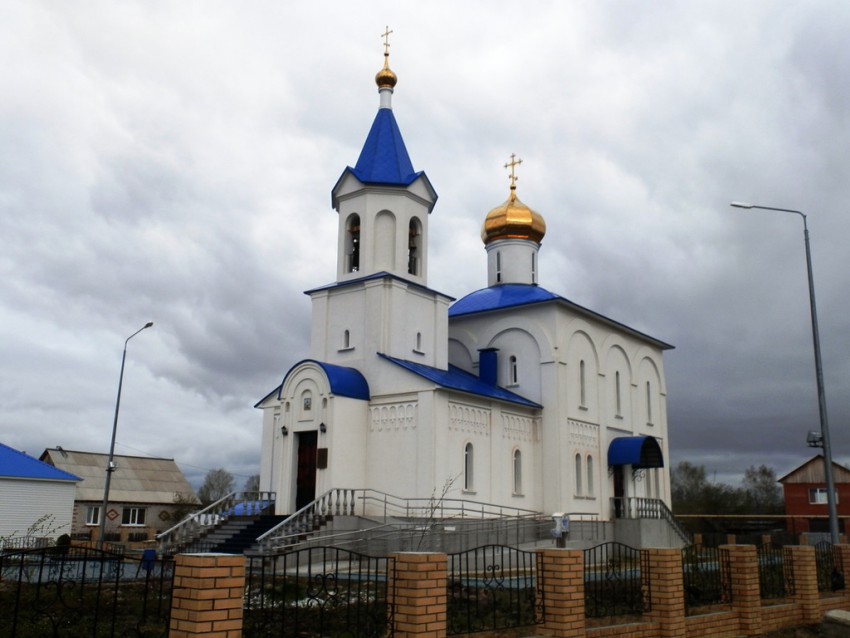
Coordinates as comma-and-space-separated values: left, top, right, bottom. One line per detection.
156, 490, 275, 555
610, 496, 690, 545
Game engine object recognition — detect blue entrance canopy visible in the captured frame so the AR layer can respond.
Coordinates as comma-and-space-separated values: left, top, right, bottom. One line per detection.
608, 436, 664, 469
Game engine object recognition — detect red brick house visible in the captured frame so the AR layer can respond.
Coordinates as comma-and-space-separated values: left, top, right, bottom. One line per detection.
778, 455, 850, 536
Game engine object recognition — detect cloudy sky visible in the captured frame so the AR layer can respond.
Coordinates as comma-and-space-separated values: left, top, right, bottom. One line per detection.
2, 2, 848, 490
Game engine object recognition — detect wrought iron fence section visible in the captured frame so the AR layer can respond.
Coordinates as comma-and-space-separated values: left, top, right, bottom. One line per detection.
244, 546, 393, 638
446, 544, 538, 635
814, 541, 845, 593
757, 544, 794, 600
584, 542, 650, 619
681, 544, 731, 611
0, 545, 174, 638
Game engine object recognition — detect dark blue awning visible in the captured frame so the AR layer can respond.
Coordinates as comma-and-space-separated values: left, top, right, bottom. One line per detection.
608, 436, 664, 469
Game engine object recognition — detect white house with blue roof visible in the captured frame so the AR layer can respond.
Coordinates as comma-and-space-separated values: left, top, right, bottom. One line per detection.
0, 442, 80, 545
257, 44, 674, 533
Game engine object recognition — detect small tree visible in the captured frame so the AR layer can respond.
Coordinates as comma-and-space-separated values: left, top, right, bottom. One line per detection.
243, 474, 261, 493
197, 468, 235, 505
169, 491, 200, 522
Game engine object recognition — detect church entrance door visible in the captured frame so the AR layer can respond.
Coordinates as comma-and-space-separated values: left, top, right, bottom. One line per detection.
613, 465, 625, 518
295, 431, 318, 511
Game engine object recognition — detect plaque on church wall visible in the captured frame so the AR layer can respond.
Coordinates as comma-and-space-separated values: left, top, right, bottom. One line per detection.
317, 448, 328, 469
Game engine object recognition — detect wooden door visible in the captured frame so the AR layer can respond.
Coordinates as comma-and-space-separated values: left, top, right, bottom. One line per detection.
295, 431, 318, 511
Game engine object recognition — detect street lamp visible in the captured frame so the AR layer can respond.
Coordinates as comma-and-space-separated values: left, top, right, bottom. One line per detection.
731, 201, 839, 543
99, 322, 154, 547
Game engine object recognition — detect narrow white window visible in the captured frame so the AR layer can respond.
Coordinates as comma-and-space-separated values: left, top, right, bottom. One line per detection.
615, 371, 622, 417
575, 453, 583, 496
646, 381, 652, 424
86, 506, 100, 526
513, 449, 522, 494
531, 252, 537, 284
586, 455, 594, 496
347, 214, 361, 272
343, 329, 351, 349
415, 331, 422, 352
408, 218, 422, 275
495, 251, 502, 283
509, 355, 518, 385
579, 360, 586, 407
464, 443, 474, 491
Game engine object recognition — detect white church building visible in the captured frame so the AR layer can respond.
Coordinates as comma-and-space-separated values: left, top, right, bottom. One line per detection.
257, 45, 673, 530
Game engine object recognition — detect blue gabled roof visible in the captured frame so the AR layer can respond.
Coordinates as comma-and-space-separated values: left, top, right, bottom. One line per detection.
254, 360, 371, 407
0, 443, 80, 482
450, 284, 559, 317
348, 108, 422, 186
450, 284, 674, 350
379, 353, 542, 409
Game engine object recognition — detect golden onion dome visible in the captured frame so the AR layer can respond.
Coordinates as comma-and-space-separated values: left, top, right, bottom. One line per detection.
375, 53, 398, 89
481, 184, 546, 245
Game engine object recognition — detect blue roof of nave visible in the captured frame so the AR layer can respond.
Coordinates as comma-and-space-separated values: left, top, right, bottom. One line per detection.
379, 353, 542, 409
0, 442, 80, 482
449, 284, 560, 317
348, 108, 423, 186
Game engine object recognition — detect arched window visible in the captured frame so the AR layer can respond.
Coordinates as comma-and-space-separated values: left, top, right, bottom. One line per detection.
646, 381, 653, 424
464, 443, 474, 491
301, 390, 313, 419
615, 371, 622, 417
579, 360, 586, 407
495, 251, 502, 283
415, 332, 422, 352
575, 453, 583, 496
586, 455, 594, 496
509, 355, 518, 385
513, 450, 522, 494
531, 252, 537, 284
343, 329, 351, 349
408, 218, 422, 275
346, 214, 361, 272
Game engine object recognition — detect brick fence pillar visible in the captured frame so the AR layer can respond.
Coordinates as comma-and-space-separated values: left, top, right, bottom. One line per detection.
722, 544, 762, 637
787, 544, 819, 624
646, 548, 686, 638
535, 548, 585, 638
389, 552, 447, 638
833, 544, 850, 604
169, 553, 245, 637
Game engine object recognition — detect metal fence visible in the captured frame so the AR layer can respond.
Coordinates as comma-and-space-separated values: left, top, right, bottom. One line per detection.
584, 542, 650, 619
244, 546, 394, 638
681, 544, 731, 612
446, 544, 540, 635
0, 545, 173, 638
756, 544, 794, 600
814, 541, 845, 593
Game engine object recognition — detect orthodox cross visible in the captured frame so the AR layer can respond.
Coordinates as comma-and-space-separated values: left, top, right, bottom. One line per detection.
382, 26, 393, 55
504, 153, 523, 188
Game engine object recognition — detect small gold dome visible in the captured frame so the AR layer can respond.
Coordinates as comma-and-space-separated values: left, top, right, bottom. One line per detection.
481, 186, 546, 245
375, 53, 397, 89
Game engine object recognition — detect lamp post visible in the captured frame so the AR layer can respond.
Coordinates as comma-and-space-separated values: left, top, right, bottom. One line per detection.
731, 202, 839, 543
99, 322, 153, 547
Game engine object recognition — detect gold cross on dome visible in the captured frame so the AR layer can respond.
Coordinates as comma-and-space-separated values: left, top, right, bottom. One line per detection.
381, 26, 393, 55
504, 153, 523, 188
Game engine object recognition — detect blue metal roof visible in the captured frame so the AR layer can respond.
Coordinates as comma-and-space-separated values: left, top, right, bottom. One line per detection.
379, 354, 542, 409
450, 284, 559, 317
348, 108, 422, 186
608, 436, 664, 468
267, 359, 370, 402
0, 443, 80, 482
450, 284, 674, 350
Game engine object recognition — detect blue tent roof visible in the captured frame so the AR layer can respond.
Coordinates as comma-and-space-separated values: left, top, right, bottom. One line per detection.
450, 284, 559, 317
0, 443, 80, 482
379, 353, 542, 409
348, 108, 422, 186
608, 436, 664, 469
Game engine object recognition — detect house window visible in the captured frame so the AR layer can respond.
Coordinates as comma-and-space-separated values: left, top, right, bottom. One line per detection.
122, 507, 146, 526
615, 371, 622, 417
646, 381, 653, 424
343, 329, 351, 349
509, 355, 518, 385
85, 506, 100, 526
513, 450, 522, 495
586, 455, 594, 496
809, 488, 838, 505
464, 443, 474, 491
415, 331, 423, 352
575, 453, 583, 496
495, 251, 502, 283
579, 360, 586, 407
408, 218, 422, 275
346, 214, 361, 272
531, 252, 536, 284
